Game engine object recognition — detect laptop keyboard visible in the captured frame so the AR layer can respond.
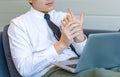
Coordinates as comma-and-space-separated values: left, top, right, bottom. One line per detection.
66, 64, 77, 68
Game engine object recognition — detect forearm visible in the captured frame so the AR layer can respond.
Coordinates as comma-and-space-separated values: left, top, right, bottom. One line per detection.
54, 40, 69, 54
12, 46, 58, 77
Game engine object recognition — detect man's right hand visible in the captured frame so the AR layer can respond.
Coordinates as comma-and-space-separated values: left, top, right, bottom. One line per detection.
54, 8, 85, 54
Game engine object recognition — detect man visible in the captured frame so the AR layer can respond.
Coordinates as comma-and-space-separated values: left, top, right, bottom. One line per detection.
8, 0, 86, 77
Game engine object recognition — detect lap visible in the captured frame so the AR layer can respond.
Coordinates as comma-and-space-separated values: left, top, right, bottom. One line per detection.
43, 66, 120, 77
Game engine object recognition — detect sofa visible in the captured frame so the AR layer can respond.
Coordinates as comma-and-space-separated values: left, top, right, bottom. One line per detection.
0, 25, 118, 77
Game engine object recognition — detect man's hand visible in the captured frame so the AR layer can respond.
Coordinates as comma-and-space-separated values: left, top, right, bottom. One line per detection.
54, 8, 86, 54
62, 8, 85, 43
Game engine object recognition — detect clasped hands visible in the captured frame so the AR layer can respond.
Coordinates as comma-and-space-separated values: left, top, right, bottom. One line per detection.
60, 8, 85, 46
54, 8, 86, 53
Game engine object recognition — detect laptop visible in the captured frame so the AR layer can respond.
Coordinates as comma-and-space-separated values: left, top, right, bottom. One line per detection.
53, 32, 120, 73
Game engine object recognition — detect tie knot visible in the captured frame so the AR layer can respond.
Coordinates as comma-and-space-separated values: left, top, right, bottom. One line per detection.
44, 14, 50, 20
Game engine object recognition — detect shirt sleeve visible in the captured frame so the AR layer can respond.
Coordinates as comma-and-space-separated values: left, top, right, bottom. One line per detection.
8, 22, 59, 77
72, 36, 87, 55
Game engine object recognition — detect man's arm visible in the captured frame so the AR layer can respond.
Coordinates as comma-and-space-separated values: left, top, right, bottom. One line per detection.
54, 8, 87, 55
8, 23, 59, 76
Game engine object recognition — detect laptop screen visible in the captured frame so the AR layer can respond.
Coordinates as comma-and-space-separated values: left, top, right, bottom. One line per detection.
76, 32, 120, 73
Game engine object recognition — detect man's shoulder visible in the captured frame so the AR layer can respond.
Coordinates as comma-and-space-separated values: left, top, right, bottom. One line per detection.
11, 11, 31, 23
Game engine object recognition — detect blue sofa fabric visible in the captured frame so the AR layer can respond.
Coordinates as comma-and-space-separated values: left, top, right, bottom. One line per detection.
0, 32, 10, 77
2, 25, 22, 77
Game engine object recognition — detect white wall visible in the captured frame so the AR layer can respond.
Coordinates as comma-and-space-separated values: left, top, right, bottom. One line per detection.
0, 0, 30, 30
0, 0, 120, 31
55, 0, 120, 30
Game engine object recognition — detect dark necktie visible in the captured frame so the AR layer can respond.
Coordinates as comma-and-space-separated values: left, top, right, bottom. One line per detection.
44, 14, 80, 57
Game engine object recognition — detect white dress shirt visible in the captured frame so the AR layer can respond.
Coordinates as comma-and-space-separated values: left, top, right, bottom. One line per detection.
8, 7, 87, 77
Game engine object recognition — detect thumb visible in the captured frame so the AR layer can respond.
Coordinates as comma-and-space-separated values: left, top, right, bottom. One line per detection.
61, 20, 66, 27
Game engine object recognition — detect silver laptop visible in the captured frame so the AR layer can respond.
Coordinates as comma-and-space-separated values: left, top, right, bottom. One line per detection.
53, 32, 120, 73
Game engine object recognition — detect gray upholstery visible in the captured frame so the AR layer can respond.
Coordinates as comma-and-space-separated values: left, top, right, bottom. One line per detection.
83, 29, 117, 37
2, 25, 22, 77
0, 32, 10, 77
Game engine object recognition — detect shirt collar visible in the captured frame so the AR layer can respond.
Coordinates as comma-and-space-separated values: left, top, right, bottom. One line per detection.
30, 7, 55, 18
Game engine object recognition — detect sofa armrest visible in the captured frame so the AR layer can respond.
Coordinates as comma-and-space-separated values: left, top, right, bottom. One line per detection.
83, 29, 118, 37
2, 25, 22, 77
0, 32, 10, 77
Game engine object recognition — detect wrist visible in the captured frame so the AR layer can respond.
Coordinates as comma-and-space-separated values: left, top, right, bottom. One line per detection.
74, 34, 86, 43
54, 41, 67, 54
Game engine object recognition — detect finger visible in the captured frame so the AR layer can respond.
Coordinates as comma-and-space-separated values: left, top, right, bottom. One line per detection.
79, 11, 85, 25
70, 25, 81, 34
65, 21, 76, 29
67, 15, 73, 22
61, 20, 66, 27
68, 23, 79, 31
67, 8, 76, 19
71, 31, 80, 38
65, 17, 68, 24
66, 15, 70, 22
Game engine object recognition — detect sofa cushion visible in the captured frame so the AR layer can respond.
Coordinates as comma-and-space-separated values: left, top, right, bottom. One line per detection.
2, 25, 22, 77
0, 32, 10, 77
